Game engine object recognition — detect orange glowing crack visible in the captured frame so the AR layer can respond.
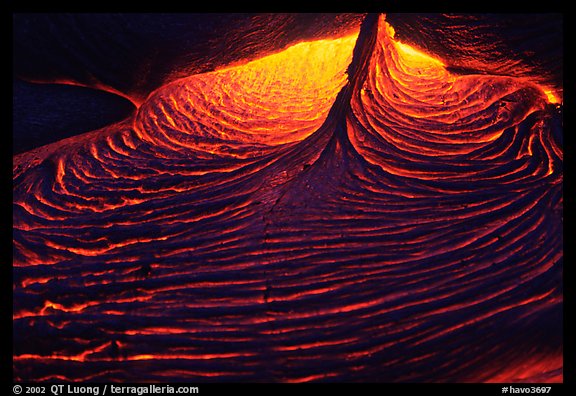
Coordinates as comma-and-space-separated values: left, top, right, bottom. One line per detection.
14, 341, 114, 362
21, 277, 53, 288
286, 373, 340, 383
14, 295, 155, 319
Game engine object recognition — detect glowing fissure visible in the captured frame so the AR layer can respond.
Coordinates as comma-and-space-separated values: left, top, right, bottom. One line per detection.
13, 14, 561, 382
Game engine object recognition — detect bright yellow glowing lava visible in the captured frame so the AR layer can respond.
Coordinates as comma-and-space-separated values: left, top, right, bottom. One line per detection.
136, 33, 360, 152
394, 41, 446, 68
217, 34, 360, 82
543, 89, 560, 104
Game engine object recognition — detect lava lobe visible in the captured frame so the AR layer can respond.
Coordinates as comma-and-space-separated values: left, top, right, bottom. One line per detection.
13, 13, 562, 383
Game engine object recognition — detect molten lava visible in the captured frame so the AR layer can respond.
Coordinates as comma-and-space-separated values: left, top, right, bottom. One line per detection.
136, 34, 359, 153
13, 13, 562, 383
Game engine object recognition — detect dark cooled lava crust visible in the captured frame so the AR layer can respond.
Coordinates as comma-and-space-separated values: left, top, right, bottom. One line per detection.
13, 14, 562, 382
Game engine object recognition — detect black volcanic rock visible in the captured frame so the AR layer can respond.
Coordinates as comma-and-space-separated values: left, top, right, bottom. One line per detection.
13, 79, 135, 154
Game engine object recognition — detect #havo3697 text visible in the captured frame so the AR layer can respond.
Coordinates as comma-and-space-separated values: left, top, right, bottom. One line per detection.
502, 386, 552, 394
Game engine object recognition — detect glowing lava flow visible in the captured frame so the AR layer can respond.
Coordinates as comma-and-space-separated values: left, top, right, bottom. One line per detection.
13, 14, 561, 383
136, 34, 359, 154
